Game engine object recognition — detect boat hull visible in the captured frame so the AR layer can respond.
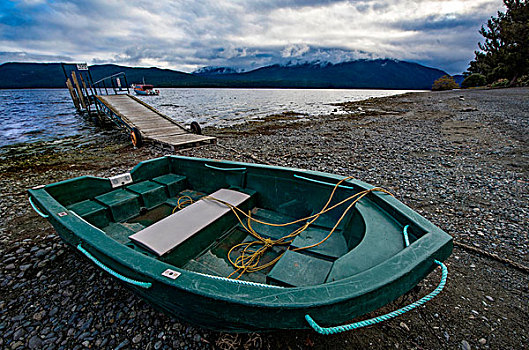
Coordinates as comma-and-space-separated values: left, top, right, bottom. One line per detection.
28, 156, 452, 332
134, 89, 159, 96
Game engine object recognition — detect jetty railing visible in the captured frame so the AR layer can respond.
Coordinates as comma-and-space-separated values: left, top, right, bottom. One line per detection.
91, 72, 130, 96
62, 63, 130, 118
60, 63, 216, 150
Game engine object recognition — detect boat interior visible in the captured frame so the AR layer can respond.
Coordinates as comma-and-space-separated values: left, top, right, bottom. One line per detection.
45, 157, 425, 287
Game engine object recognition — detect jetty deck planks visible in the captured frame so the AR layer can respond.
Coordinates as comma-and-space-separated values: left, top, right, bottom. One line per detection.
95, 94, 215, 150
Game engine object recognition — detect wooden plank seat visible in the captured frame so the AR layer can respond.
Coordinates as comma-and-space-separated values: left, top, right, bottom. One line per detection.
129, 189, 251, 256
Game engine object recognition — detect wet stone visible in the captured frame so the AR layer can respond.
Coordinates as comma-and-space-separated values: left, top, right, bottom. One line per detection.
35, 249, 48, 257
115, 339, 130, 350
48, 307, 58, 317
10, 341, 23, 349
13, 328, 25, 340
33, 311, 46, 321
19, 264, 32, 271
11, 315, 24, 322
132, 334, 142, 344
28, 335, 43, 349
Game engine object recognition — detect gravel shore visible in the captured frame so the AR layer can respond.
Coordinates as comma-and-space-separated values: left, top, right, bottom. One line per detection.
1, 87, 527, 349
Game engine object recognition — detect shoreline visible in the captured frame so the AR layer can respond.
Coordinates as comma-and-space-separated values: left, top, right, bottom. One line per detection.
1, 87, 527, 349
0, 88, 417, 148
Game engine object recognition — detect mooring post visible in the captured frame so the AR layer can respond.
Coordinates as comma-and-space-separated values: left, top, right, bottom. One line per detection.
79, 74, 92, 115
66, 78, 80, 111
71, 71, 87, 110
83, 72, 102, 117
87, 70, 100, 95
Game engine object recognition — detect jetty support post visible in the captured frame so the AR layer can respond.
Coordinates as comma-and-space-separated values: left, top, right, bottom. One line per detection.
81, 72, 104, 122
86, 70, 101, 95
71, 71, 87, 111
65, 78, 80, 111
78, 73, 93, 115
62, 63, 80, 112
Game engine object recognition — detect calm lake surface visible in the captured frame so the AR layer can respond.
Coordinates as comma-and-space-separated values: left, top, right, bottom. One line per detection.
0, 88, 413, 147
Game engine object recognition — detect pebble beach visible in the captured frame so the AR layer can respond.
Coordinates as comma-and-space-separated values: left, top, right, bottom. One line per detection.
0, 87, 527, 349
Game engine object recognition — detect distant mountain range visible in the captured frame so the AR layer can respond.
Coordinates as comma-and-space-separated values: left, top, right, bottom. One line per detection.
0, 60, 454, 89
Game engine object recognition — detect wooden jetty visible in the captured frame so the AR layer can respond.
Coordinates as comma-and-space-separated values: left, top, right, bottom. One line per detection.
62, 64, 216, 150
95, 94, 215, 151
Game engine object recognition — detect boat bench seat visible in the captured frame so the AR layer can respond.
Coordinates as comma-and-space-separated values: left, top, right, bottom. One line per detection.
67, 199, 109, 228
290, 226, 348, 260
129, 189, 251, 257
126, 181, 167, 210
91, 174, 186, 223
95, 189, 141, 223
152, 174, 187, 198
325, 199, 407, 282
267, 250, 333, 287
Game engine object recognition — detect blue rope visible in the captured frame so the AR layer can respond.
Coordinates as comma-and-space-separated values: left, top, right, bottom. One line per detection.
403, 225, 410, 247
77, 244, 152, 289
194, 271, 285, 288
29, 197, 49, 218
305, 260, 448, 334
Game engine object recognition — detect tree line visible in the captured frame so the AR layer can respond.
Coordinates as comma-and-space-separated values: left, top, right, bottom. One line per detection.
467, 0, 528, 87
433, 0, 528, 90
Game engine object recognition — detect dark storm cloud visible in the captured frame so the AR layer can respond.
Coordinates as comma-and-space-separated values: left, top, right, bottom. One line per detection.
0, 51, 73, 63
396, 14, 486, 32
0, 0, 505, 74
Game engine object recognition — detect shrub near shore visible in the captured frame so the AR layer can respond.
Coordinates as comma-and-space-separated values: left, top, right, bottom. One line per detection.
432, 75, 460, 91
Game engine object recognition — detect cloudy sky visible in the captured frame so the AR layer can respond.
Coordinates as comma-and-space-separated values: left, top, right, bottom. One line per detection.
0, 0, 504, 74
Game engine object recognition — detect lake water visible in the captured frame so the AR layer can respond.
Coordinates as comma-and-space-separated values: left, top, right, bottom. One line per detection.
0, 88, 413, 147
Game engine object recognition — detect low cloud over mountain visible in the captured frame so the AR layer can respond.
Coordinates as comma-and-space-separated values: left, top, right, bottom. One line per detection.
0, 0, 504, 74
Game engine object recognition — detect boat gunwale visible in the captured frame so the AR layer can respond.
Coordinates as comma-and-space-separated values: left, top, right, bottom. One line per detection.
28, 156, 452, 309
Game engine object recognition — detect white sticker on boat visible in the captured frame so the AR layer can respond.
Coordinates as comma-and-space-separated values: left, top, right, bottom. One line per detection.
162, 269, 181, 280
109, 173, 133, 188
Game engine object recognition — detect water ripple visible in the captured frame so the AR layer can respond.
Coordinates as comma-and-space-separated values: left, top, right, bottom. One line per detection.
0, 88, 413, 147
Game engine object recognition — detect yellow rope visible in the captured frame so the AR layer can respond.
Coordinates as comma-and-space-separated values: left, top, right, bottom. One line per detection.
172, 177, 394, 279
171, 195, 194, 213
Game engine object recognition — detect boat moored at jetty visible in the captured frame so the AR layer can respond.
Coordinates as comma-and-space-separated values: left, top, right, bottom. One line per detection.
28, 156, 452, 332
132, 83, 159, 96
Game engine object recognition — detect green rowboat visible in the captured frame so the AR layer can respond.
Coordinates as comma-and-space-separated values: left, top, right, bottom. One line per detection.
28, 156, 452, 332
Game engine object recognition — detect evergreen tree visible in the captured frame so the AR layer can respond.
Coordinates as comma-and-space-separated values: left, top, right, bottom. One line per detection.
461, 73, 487, 88
467, 0, 529, 84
